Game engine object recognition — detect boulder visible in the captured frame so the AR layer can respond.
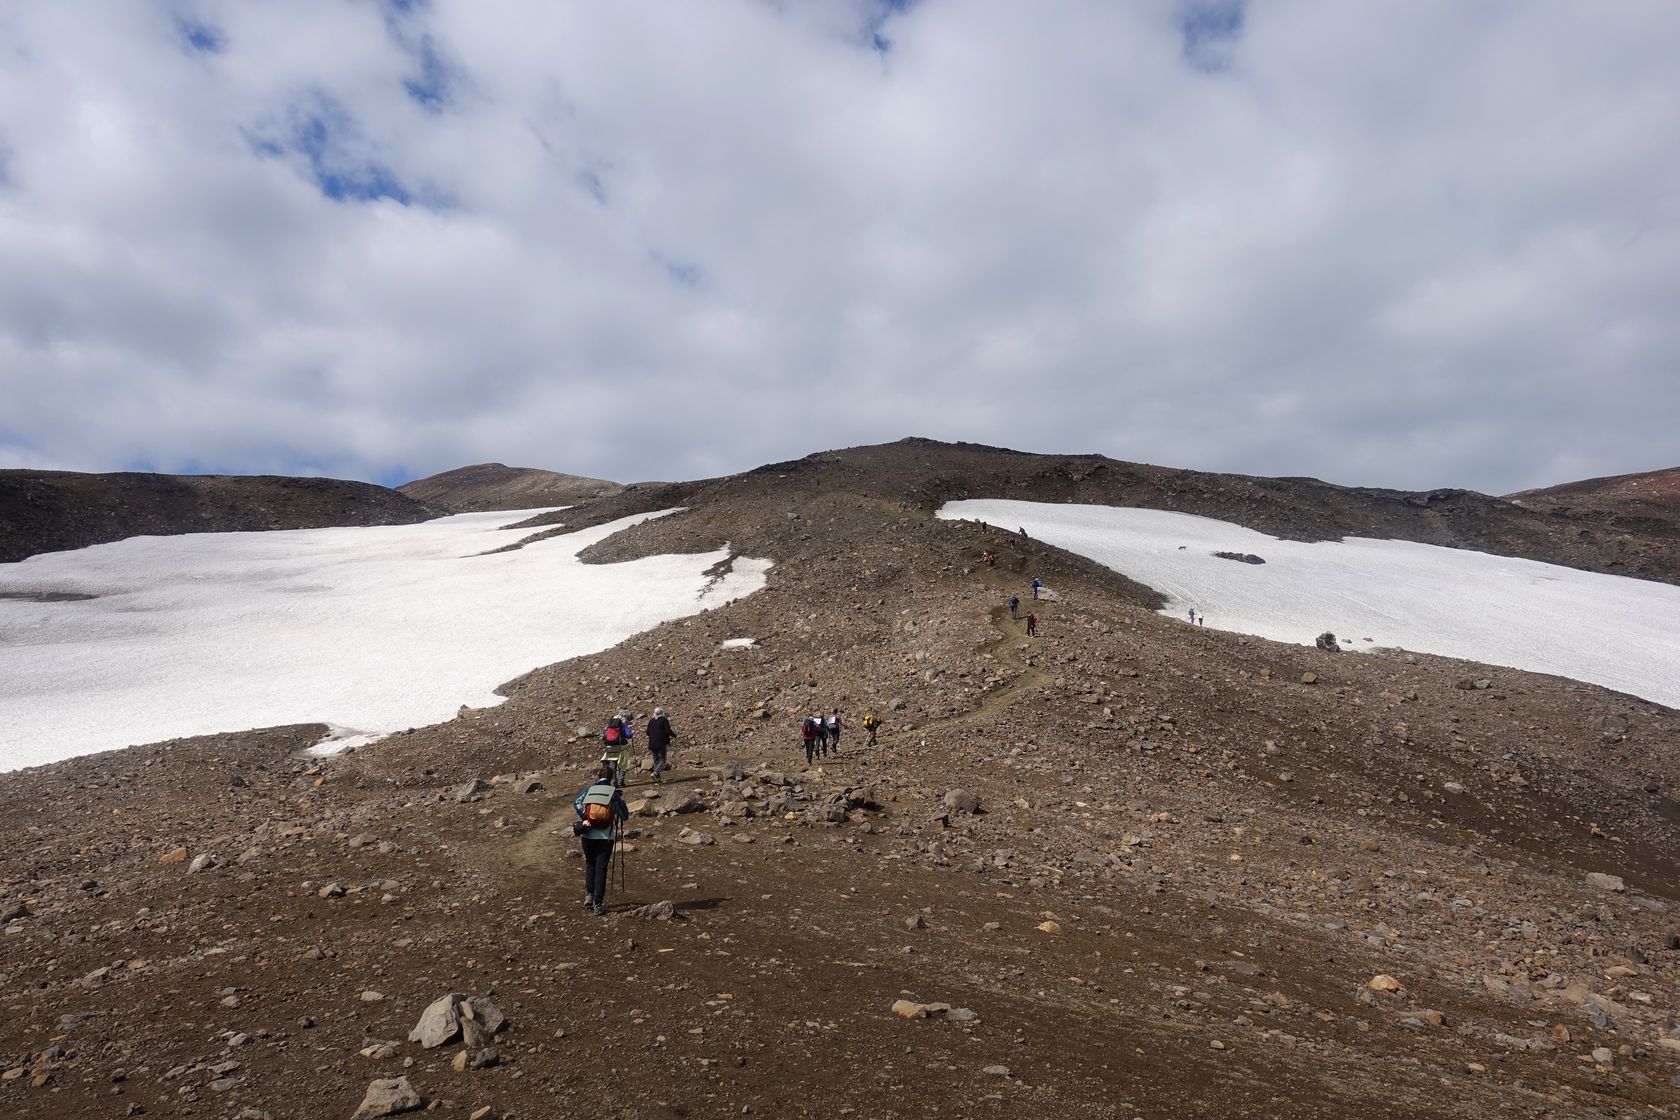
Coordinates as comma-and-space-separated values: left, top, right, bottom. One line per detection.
942, 789, 981, 815
1586, 872, 1626, 893
408, 993, 468, 1048
453, 779, 490, 803
1314, 632, 1340, 652
351, 1077, 424, 1119
512, 777, 544, 795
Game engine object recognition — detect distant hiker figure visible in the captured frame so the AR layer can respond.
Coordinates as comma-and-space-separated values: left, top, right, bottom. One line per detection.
1187, 607, 1197, 625
984, 550, 996, 568
1026, 612, 1038, 637
1031, 577, 1042, 601
862, 710, 879, 746
574, 765, 628, 917
800, 716, 820, 765
1018, 526, 1028, 538
1008, 594, 1019, 620
645, 706, 676, 783
600, 714, 633, 788
826, 709, 842, 753
815, 713, 832, 756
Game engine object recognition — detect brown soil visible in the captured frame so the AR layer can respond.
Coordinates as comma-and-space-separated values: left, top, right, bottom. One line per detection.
1509, 466, 1680, 522
0, 471, 437, 564
1, 440, 1677, 1119
399, 464, 622, 513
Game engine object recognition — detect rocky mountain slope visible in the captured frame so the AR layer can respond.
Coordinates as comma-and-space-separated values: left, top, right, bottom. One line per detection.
0, 471, 437, 564
1509, 466, 1680, 521
398, 463, 621, 513
0, 439, 1676, 1119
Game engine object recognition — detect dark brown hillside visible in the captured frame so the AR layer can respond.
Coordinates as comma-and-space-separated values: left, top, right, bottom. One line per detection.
1509, 465, 1680, 522
515, 438, 1680, 586
399, 463, 620, 512
0, 470, 437, 564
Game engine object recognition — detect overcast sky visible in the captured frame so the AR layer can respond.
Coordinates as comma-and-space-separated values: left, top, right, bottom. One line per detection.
2, 1, 1676, 494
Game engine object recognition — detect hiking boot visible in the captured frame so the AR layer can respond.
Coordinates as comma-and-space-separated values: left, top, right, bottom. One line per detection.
592, 903, 607, 917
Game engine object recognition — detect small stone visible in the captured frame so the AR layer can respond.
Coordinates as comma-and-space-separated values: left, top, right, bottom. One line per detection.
159, 847, 188, 863
188, 853, 216, 873
1367, 975, 1401, 992
318, 883, 346, 899
1210, 1040, 1226, 1050
1300, 672, 1318, 685
904, 913, 926, 931
1036, 920, 1063, 935
982, 1065, 1010, 1077
361, 991, 385, 1003
892, 1000, 928, 1019
1585, 872, 1625, 893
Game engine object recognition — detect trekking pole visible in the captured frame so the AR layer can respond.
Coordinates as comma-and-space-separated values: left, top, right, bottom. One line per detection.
615, 821, 627, 891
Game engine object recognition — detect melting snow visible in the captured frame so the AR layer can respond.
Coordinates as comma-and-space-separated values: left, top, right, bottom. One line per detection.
0, 509, 771, 770
719, 637, 757, 650
939, 499, 1680, 709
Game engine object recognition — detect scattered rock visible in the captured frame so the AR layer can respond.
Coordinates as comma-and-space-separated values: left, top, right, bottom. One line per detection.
1585, 872, 1626, 893
188, 853, 216, 873
453, 779, 490, 803
677, 827, 715, 846
631, 900, 677, 921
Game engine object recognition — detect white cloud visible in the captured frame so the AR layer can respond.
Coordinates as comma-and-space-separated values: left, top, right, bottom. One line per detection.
1, 0, 1676, 491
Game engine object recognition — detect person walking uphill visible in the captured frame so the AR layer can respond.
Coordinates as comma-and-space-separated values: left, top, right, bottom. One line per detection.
862, 710, 879, 746
826, 708, 842, 754
1008, 594, 1019, 621
574, 765, 628, 916
600, 713, 633, 788
800, 716, 820, 766
645, 707, 676, 783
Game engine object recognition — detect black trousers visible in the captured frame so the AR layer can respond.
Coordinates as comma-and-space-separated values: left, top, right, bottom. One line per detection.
582, 837, 614, 906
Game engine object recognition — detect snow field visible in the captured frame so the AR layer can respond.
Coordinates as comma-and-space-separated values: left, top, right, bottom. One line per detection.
0, 510, 771, 770
938, 499, 1680, 709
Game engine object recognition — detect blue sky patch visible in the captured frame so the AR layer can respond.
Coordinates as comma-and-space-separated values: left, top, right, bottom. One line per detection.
1179, 0, 1245, 73
402, 34, 452, 111
179, 18, 225, 54
248, 94, 414, 206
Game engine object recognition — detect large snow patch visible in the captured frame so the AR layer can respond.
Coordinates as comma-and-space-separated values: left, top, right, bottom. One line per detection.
0, 509, 770, 770
939, 499, 1680, 709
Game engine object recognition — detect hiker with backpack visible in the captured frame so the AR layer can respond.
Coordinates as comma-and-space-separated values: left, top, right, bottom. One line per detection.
826, 709, 842, 753
800, 716, 819, 765
862, 710, 879, 746
1008, 594, 1019, 621
1026, 612, 1038, 637
815, 713, 831, 755
600, 714, 633, 788
573, 764, 629, 917
645, 706, 676, 783
1031, 577, 1042, 601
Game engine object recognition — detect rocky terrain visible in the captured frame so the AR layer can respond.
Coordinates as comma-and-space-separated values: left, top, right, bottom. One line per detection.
1510, 466, 1680, 521
0, 439, 1677, 1119
0, 471, 437, 564
398, 464, 621, 513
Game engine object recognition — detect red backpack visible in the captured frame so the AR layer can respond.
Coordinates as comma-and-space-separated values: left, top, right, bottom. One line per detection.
800, 718, 816, 741
603, 722, 624, 745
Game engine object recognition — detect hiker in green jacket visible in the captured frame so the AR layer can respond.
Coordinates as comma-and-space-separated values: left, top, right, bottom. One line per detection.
574, 765, 629, 916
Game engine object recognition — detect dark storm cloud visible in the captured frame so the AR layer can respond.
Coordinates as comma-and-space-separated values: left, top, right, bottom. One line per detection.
0, 0, 1675, 493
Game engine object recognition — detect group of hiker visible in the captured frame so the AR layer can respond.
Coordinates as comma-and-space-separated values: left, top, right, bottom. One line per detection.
1006, 581, 1042, 638
572, 701, 885, 914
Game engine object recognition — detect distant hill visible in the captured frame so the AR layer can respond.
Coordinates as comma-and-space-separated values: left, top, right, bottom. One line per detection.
0, 471, 436, 564
1507, 466, 1680, 519
398, 463, 621, 512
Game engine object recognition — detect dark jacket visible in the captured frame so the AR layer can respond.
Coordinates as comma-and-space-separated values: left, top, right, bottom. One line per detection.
646, 715, 675, 751
574, 781, 628, 841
